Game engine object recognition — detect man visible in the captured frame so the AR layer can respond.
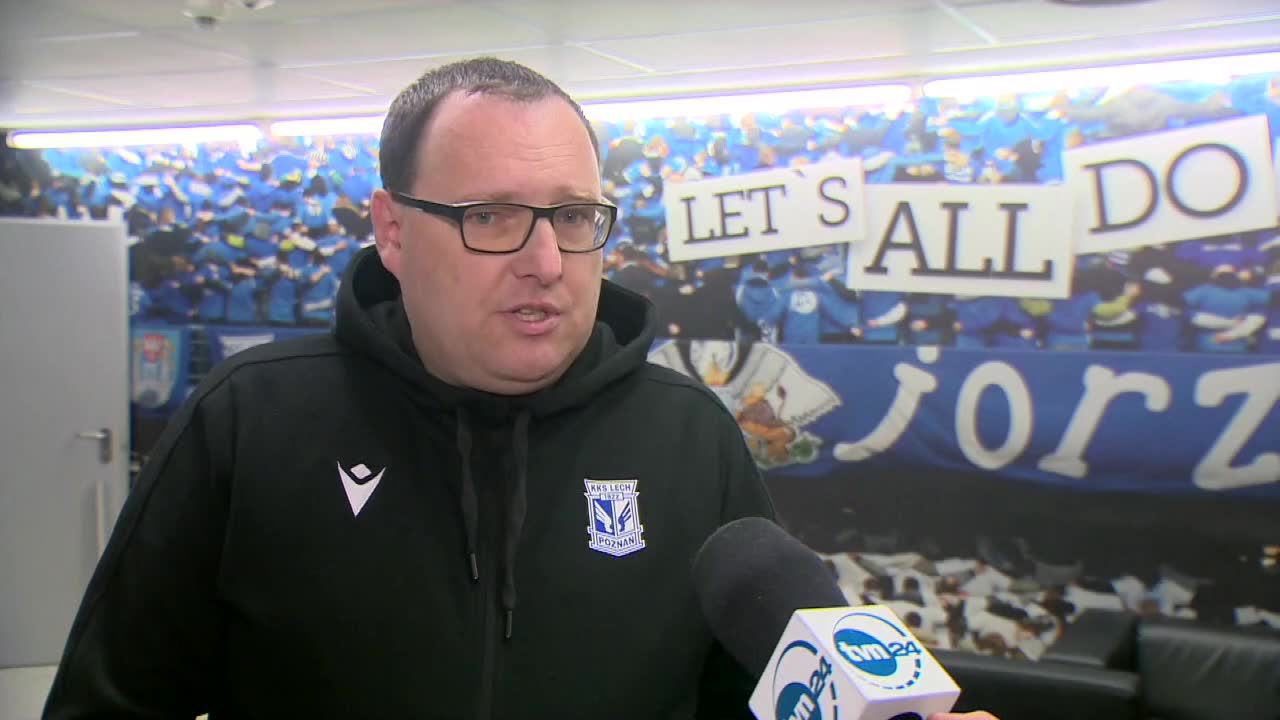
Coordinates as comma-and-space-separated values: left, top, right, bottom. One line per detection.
44, 58, 993, 720
775, 261, 861, 344
298, 249, 338, 327
1184, 264, 1269, 352
734, 259, 784, 342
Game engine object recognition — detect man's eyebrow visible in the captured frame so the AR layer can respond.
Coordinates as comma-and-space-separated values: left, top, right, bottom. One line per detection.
463, 188, 602, 204
560, 190, 604, 203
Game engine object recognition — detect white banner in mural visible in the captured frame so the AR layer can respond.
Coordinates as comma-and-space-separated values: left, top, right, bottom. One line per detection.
845, 184, 1074, 299
1064, 114, 1280, 255
663, 157, 865, 262
217, 333, 276, 359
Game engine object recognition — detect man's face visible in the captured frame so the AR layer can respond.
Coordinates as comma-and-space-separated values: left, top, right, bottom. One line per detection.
373, 93, 604, 395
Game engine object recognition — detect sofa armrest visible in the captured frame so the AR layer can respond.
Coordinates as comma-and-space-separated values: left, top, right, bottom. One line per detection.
1041, 609, 1139, 669
1138, 617, 1280, 720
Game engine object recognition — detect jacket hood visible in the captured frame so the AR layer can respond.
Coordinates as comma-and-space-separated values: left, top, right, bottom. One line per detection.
333, 245, 656, 419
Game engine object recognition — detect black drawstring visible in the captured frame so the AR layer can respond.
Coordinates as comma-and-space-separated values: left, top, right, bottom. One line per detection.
501, 410, 531, 641
455, 407, 479, 583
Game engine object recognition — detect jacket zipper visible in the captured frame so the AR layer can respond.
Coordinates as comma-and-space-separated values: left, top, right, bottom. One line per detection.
477, 566, 498, 720
475, 427, 503, 720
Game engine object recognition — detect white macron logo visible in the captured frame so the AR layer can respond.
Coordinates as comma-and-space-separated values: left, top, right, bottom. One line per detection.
338, 462, 385, 516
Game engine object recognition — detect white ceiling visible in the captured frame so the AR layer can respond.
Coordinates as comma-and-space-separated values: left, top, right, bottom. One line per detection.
1, 0, 1278, 130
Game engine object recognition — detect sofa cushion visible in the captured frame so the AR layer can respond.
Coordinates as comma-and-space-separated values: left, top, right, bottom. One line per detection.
1042, 609, 1139, 669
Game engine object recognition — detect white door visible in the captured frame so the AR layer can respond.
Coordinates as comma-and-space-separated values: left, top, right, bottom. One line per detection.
0, 218, 130, 720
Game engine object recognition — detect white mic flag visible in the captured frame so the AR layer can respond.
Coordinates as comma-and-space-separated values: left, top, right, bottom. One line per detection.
748, 605, 960, 720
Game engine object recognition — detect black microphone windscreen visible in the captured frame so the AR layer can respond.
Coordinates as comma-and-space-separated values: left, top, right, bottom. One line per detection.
692, 517, 848, 677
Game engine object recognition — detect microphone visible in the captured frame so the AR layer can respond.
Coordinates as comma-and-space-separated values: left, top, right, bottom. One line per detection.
693, 517, 960, 720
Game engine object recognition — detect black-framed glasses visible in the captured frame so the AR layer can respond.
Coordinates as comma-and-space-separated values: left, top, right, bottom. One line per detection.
389, 191, 616, 254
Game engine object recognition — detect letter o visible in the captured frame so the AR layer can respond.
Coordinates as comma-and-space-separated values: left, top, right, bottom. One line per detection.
955, 361, 1033, 471
1165, 142, 1249, 219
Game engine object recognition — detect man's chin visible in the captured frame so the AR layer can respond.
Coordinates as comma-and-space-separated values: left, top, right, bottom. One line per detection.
482, 356, 572, 395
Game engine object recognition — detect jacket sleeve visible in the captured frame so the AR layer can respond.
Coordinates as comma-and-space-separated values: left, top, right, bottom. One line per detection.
696, 409, 776, 720
43, 378, 234, 719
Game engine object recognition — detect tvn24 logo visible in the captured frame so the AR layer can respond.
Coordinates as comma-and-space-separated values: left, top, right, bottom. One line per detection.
832, 613, 925, 691
771, 641, 837, 720
771, 637, 926, 720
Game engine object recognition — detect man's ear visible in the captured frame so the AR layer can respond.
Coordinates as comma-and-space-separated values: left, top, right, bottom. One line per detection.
370, 188, 402, 278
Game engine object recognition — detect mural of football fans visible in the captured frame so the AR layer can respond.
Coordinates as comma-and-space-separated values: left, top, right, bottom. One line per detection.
4, 135, 379, 333
4, 67, 1280, 640
7, 74, 1280, 357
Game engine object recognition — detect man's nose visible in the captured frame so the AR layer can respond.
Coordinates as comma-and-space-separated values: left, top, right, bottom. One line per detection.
513, 216, 563, 283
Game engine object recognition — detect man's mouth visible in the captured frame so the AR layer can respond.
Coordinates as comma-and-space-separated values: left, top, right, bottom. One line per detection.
515, 308, 549, 322
509, 303, 561, 323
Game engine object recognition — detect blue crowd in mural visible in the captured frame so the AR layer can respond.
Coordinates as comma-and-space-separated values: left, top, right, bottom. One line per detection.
3, 72, 1278, 636
593, 76, 1280, 353
15, 137, 376, 327
1, 75, 1278, 353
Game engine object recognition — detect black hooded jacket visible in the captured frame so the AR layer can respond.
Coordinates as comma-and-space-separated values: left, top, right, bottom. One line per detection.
45, 247, 774, 719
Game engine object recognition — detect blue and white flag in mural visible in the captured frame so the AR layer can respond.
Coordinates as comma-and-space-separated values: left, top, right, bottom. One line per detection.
649, 340, 843, 469
653, 340, 1280, 497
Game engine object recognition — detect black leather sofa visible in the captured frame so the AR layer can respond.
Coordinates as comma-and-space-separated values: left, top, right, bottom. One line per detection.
939, 647, 1142, 719
936, 610, 1280, 720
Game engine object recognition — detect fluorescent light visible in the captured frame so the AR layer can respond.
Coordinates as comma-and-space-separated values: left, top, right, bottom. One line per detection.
270, 115, 384, 137
267, 87, 916, 136
582, 84, 914, 122
7, 124, 263, 150
923, 51, 1280, 99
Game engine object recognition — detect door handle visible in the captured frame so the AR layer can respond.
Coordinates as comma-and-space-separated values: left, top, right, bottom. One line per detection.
75, 427, 113, 557
76, 427, 113, 464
